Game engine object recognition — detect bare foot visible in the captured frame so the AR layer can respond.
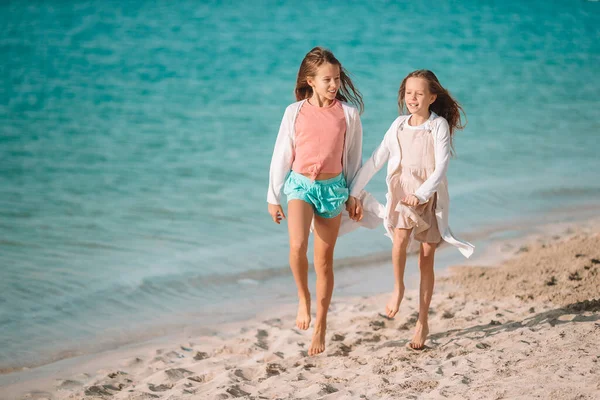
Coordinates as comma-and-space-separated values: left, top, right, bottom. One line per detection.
296, 298, 311, 330
308, 325, 326, 356
409, 320, 429, 350
385, 285, 405, 318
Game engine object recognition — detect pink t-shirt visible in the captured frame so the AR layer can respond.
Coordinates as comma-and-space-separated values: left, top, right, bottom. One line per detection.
292, 99, 346, 180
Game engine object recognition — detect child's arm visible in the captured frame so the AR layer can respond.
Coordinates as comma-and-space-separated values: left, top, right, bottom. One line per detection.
345, 108, 363, 188
267, 107, 294, 207
349, 137, 390, 222
348, 121, 394, 199
413, 118, 451, 204
344, 108, 363, 220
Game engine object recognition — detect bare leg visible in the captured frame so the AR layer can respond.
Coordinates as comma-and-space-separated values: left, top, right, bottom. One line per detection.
287, 200, 314, 330
410, 242, 437, 350
386, 228, 412, 318
308, 212, 342, 356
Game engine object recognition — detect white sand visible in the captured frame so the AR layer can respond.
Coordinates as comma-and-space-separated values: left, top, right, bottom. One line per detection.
2, 228, 599, 400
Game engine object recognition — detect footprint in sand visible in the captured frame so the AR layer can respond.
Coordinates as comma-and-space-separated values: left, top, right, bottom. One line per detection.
165, 368, 193, 382
295, 372, 308, 381
233, 369, 249, 381
148, 383, 173, 392
255, 329, 269, 350
233, 366, 264, 382
188, 374, 213, 383
399, 314, 418, 330
545, 276, 558, 286
165, 350, 185, 359
265, 363, 286, 377
328, 342, 352, 357
104, 383, 125, 391
226, 384, 251, 398
128, 392, 160, 400
331, 333, 345, 341
194, 351, 210, 360
319, 383, 339, 395
263, 317, 284, 328
106, 371, 127, 379
303, 362, 316, 370
182, 385, 198, 395
152, 349, 184, 364
370, 320, 385, 331
84, 386, 116, 396
362, 333, 382, 343
398, 379, 439, 392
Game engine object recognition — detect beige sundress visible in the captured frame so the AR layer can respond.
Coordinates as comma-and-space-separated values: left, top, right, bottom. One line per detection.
388, 118, 442, 243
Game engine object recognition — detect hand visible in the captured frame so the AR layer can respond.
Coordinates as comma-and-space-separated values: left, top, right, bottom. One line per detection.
354, 197, 363, 221
346, 196, 363, 221
345, 196, 356, 219
268, 203, 286, 224
401, 194, 420, 207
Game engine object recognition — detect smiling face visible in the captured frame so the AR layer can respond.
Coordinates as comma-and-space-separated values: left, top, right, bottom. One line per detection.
404, 77, 437, 116
307, 62, 341, 104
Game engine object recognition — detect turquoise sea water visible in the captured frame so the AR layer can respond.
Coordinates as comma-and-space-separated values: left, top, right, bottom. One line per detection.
1, 0, 599, 371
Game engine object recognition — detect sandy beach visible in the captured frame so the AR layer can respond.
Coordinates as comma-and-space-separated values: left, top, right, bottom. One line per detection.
3, 1, 600, 398
3, 224, 600, 400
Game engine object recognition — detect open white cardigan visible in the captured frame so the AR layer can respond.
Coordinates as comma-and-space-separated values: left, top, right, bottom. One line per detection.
349, 115, 475, 258
267, 100, 381, 236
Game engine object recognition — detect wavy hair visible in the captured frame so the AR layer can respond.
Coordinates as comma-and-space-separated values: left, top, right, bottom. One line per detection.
398, 70, 466, 143
295, 47, 364, 114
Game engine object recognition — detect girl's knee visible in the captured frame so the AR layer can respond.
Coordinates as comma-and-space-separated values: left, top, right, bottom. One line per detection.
314, 264, 334, 277
289, 241, 308, 256
421, 242, 437, 258
313, 253, 334, 271
393, 230, 411, 249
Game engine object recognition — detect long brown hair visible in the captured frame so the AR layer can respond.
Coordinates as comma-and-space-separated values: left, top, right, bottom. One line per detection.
398, 70, 466, 140
295, 47, 364, 114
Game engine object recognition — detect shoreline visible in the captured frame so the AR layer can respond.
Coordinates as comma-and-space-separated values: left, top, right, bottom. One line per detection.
1, 208, 599, 398
2, 223, 598, 399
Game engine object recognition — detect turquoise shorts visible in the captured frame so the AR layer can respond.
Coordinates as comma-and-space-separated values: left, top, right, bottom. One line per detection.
283, 171, 349, 218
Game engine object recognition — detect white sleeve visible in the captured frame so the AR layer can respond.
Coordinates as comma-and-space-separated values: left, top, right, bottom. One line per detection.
267, 107, 294, 205
414, 118, 450, 204
345, 108, 363, 188
349, 121, 395, 198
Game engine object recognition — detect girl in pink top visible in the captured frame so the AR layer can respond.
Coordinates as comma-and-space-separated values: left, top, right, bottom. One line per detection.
267, 47, 364, 356
292, 98, 346, 181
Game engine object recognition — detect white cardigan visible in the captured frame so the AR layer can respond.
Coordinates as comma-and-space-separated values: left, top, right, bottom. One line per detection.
349, 114, 475, 258
267, 100, 381, 236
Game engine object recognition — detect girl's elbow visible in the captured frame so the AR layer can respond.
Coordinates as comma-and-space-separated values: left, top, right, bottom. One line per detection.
435, 163, 449, 174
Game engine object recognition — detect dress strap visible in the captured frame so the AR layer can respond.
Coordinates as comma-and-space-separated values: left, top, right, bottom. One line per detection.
399, 115, 434, 133
399, 118, 406, 131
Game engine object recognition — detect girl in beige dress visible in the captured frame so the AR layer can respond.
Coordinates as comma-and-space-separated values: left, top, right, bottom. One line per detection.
348, 70, 473, 350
